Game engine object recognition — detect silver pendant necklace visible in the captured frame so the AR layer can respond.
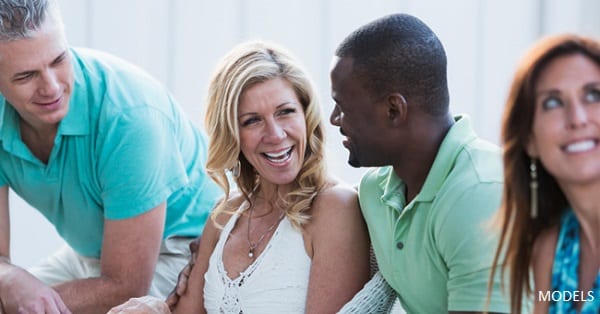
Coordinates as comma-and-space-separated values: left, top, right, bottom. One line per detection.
246, 203, 285, 259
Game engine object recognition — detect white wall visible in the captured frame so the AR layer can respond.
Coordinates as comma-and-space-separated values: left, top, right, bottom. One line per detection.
9, 0, 600, 267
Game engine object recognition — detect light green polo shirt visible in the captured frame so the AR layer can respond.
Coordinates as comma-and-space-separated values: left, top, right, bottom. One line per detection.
358, 115, 509, 313
0, 48, 222, 258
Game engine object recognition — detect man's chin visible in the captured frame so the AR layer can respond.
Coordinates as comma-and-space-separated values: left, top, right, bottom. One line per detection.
348, 157, 361, 168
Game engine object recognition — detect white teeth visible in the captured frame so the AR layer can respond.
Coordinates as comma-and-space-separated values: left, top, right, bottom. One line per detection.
265, 150, 287, 159
565, 140, 596, 153
264, 147, 293, 163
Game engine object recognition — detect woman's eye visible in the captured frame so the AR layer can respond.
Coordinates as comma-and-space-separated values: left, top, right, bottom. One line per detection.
241, 117, 260, 126
584, 89, 600, 103
541, 97, 562, 110
279, 108, 296, 116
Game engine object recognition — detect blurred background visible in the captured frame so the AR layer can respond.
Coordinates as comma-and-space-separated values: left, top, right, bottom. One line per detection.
9, 0, 600, 270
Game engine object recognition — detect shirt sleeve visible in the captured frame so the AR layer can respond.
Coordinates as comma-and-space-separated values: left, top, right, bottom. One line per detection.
434, 181, 509, 313
96, 105, 187, 220
0, 167, 6, 187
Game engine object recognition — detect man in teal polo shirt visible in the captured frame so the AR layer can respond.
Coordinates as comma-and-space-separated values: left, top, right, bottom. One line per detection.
0, 0, 221, 313
329, 14, 509, 313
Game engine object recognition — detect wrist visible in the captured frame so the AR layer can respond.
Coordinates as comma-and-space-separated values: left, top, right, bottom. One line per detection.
0, 256, 17, 284
0, 257, 15, 291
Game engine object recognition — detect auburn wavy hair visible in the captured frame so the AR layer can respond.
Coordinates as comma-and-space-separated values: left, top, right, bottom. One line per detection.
489, 34, 600, 313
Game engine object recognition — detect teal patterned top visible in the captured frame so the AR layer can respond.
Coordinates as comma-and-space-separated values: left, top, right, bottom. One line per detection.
549, 210, 600, 313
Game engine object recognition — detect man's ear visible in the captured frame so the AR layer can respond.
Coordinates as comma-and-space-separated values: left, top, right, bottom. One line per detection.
386, 93, 407, 124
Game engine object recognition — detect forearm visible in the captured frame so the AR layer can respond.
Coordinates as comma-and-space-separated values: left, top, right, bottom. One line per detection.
171, 256, 207, 314
56, 276, 147, 314
72, 202, 166, 313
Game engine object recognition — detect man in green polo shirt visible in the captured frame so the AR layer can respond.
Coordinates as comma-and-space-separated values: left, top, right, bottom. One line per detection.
329, 14, 509, 313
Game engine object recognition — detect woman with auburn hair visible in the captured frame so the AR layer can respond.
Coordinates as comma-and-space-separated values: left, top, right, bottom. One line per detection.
109, 40, 371, 313
491, 34, 600, 314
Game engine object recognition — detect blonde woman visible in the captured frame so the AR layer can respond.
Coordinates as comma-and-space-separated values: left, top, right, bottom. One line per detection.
110, 41, 370, 313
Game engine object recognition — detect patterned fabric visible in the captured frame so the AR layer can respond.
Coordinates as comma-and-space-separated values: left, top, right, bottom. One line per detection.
550, 210, 600, 314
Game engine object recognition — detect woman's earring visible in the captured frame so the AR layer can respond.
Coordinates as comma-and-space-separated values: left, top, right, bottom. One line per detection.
529, 158, 538, 219
231, 160, 241, 178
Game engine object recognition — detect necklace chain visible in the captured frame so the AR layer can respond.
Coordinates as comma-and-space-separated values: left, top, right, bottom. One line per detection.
246, 202, 285, 259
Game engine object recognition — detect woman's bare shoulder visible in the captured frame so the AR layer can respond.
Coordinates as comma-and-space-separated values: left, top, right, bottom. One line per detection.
210, 192, 245, 227
313, 180, 358, 210
309, 179, 362, 228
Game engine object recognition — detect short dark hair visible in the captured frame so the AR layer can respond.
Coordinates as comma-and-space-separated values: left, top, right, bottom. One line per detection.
335, 13, 449, 116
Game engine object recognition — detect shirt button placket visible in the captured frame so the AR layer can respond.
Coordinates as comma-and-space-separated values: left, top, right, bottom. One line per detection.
396, 241, 404, 250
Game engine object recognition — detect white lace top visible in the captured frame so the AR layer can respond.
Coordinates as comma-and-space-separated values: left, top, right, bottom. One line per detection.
203, 205, 311, 314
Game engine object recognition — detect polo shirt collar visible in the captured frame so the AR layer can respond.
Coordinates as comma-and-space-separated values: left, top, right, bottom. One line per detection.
378, 114, 477, 211
379, 166, 406, 211
0, 101, 26, 158
418, 114, 476, 201
58, 49, 89, 136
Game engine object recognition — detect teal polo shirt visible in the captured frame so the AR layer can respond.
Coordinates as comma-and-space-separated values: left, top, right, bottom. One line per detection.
0, 48, 221, 258
359, 115, 509, 313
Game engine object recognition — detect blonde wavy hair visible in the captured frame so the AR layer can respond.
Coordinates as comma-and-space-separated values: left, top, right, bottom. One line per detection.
204, 40, 327, 228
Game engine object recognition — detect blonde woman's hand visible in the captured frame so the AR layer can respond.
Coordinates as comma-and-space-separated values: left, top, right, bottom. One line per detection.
107, 296, 170, 314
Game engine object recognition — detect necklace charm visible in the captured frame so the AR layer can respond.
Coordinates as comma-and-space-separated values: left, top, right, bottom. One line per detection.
245, 202, 285, 261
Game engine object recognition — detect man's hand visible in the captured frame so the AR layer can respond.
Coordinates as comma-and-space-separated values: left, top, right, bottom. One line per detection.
0, 266, 71, 314
164, 237, 199, 310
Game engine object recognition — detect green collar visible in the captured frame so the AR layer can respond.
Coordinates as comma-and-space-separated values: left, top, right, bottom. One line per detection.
379, 115, 477, 212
